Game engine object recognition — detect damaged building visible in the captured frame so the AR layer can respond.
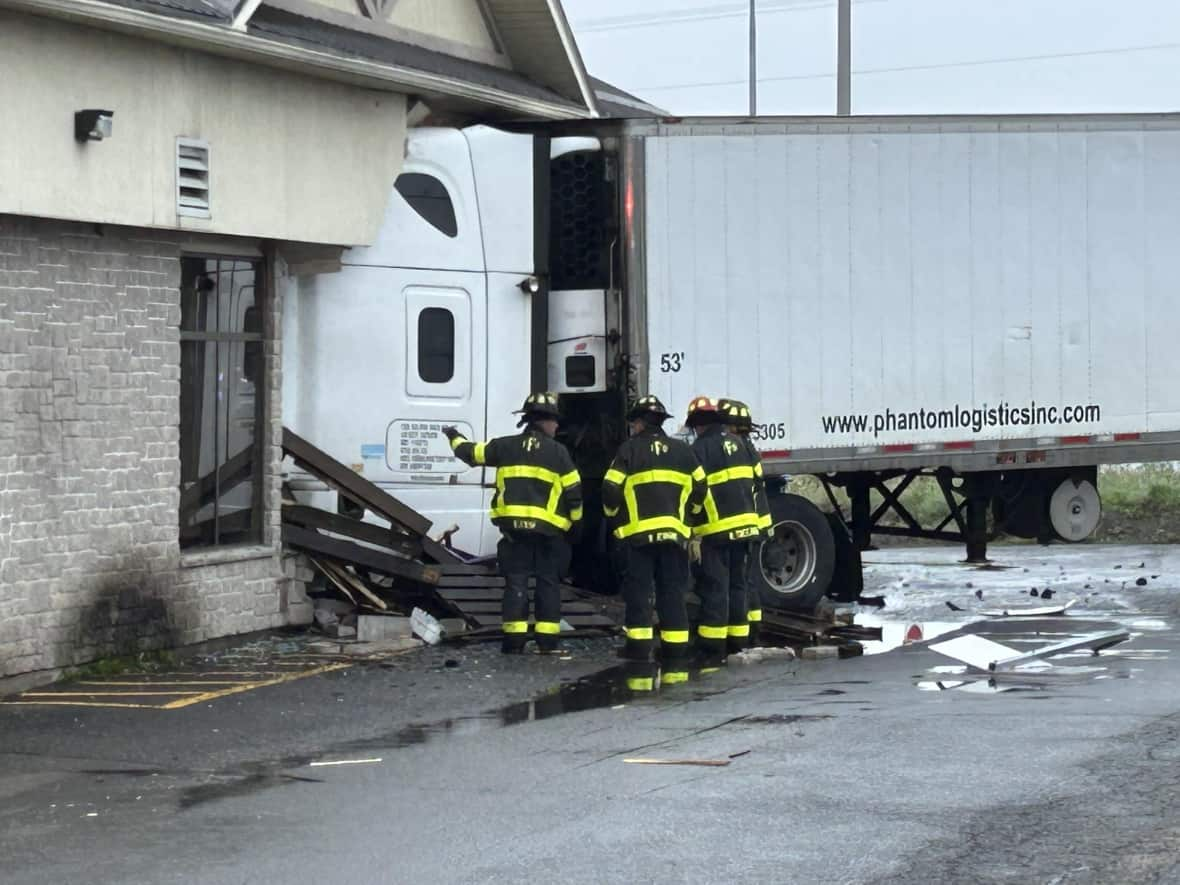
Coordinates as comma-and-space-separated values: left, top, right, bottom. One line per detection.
0, 0, 602, 679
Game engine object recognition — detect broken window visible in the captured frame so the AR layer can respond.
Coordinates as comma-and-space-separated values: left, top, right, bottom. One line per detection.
179, 256, 264, 549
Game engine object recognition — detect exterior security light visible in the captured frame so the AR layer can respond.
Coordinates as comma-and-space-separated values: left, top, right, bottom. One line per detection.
75, 110, 114, 142
518, 276, 541, 295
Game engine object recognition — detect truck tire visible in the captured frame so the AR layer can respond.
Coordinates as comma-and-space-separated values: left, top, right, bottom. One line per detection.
755, 493, 836, 614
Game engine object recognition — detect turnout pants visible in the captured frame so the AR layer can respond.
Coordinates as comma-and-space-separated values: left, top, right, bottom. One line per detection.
697, 539, 749, 655
745, 540, 763, 647
497, 532, 566, 652
620, 542, 692, 663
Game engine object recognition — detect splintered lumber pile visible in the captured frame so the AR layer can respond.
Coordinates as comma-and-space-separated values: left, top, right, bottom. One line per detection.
279, 427, 618, 640
758, 608, 880, 657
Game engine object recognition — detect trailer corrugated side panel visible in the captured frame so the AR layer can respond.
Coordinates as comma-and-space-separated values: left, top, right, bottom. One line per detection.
642, 119, 1180, 458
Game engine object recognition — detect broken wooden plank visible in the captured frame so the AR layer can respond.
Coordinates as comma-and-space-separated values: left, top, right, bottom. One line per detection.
309, 556, 356, 605
283, 504, 421, 558
436, 562, 499, 576
282, 524, 440, 585
435, 587, 582, 603
420, 535, 467, 565
442, 600, 602, 616
180, 444, 254, 517
281, 428, 431, 536
316, 558, 388, 611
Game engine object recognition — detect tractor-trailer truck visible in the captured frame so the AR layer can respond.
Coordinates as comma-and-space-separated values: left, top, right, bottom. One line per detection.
284, 114, 1180, 613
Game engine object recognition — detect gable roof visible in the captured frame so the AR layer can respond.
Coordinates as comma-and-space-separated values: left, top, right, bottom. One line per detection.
0, 0, 596, 119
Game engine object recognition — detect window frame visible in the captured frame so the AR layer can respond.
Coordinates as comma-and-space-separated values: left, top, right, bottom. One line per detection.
178, 253, 267, 551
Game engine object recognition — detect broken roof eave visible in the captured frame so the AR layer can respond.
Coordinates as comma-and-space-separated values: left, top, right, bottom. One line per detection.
0, 0, 592, 120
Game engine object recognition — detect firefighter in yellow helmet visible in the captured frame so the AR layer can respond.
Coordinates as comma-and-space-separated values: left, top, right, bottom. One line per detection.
719, 397, 772, 648
685, 395, 763, 659
602, 395, 707, 665
443, 393, 582, 655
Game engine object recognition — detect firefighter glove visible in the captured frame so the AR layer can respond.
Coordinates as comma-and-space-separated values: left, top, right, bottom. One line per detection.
440, 426, 461, 442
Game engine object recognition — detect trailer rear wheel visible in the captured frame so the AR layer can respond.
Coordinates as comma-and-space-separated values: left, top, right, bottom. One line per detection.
756, 494, 836, 614
1049, 477, 1102, 542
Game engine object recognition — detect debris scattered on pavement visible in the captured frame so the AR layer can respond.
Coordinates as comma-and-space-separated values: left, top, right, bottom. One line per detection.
930, 628, 1131, 672
281, 428, 619, 644
728, 647, 797, 665
981, 599, 1076, 618
411, 608, 443, 645
623, 758, 731, 767
1136, 577, 1149, 586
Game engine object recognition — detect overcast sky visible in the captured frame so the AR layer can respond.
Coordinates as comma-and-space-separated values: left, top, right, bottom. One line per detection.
563, 0, 1180, 116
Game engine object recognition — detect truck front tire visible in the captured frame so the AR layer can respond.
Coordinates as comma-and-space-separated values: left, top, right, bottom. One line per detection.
755, 493, 836, 614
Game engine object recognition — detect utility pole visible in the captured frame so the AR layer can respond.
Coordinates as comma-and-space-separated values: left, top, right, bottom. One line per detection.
749, 0, 757, 116
837, 0, 851, 115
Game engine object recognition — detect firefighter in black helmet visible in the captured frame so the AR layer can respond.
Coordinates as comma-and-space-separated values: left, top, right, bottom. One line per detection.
602, 395, 707, 665
685, 396, 763, 659
719, 397, 772, 648
443, 393, 582, 654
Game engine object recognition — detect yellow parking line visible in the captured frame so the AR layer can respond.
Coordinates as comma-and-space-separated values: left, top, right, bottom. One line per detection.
161, 663, 350, 709
72, 681, 259, 687
0, 700, 162, 709
1, 662, 351, 712
149, 672, 286, 677
22, 691, 204, 697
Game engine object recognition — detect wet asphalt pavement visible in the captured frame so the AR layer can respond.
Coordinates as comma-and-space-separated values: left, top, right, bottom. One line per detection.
2, 544, 1180, 884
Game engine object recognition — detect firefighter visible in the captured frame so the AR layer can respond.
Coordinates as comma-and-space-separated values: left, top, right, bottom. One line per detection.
685, 396, 763, 658
602, 395, 707, 664
442, 393, 582, 655
719, 397, 772, 648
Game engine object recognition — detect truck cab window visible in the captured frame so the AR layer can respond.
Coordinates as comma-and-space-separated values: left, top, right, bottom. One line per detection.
418, 307, 455, 383
395, 173, 458, 238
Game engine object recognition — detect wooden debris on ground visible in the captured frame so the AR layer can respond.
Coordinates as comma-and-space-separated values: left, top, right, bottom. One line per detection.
280, 427, 619, 642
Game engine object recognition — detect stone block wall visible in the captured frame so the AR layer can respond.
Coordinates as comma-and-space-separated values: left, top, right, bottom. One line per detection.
0, 214, 300, 678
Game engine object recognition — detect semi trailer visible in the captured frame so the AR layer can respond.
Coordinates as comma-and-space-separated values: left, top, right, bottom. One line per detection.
284, 113, 1180, 613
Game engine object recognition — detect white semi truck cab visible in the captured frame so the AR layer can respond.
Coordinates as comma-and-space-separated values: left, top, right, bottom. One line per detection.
286, 115, 1180, 613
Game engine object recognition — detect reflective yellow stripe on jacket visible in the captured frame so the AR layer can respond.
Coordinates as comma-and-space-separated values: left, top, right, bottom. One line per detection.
608, 468, 698, 540
695, 465, 763, 538
492, 464, 573, 531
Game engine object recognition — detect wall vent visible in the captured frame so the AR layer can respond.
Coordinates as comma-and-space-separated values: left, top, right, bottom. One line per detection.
176, 138, 211, 218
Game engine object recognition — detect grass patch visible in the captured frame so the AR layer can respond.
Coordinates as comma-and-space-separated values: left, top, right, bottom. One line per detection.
1097, 464, 1180, 518
61, 650, 179, 682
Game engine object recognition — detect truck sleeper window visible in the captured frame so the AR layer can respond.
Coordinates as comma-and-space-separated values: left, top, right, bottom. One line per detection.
395, 173, 458, 238
418, 307, 455, 383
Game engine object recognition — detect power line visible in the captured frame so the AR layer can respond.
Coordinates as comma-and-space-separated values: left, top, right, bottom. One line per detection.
634, 42, 1180, 92
571, 0, 884, 33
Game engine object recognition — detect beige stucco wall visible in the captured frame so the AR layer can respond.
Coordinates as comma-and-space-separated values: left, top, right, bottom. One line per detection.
388, 0, 497, 52
0, 11, 406, 246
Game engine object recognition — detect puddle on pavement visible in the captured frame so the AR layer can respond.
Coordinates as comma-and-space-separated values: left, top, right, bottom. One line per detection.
498, 663, 729, 724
